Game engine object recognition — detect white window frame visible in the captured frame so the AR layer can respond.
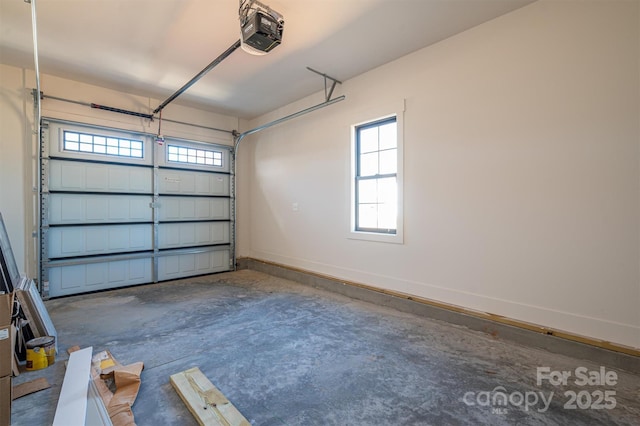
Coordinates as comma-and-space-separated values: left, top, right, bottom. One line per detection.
62, 130, 144, 159
47, 121, 154, 166
349, 101, 404, 244
166, 143, 224, 167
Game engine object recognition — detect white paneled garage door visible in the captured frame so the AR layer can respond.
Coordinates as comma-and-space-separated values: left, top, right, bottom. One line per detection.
41, 119, 233, 297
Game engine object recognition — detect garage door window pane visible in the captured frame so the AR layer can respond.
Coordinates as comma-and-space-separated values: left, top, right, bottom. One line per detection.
167, 144, 223, 167
63, 130, 144, 159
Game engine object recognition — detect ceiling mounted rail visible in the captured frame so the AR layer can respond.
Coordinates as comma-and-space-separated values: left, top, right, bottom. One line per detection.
234, 95, 345, 149
153, 40, 242, 115
234, 67, 345, 148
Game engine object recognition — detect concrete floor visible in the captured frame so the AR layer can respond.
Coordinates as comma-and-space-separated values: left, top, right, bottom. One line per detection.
10, 270, 640, 425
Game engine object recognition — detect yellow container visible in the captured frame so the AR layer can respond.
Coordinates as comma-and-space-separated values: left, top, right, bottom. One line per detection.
26, 336, 56, 370
26, 347, 47, 371
43, 343, 55, 366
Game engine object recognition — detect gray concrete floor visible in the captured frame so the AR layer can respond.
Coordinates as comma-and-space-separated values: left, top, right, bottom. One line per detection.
10, 270, 640, 425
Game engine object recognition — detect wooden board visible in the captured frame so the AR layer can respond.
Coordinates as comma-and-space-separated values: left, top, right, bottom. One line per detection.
170, 367, 250, 426
53, 346, 93, 426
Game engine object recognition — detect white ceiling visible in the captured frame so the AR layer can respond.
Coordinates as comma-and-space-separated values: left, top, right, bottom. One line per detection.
0, 0, 533, 120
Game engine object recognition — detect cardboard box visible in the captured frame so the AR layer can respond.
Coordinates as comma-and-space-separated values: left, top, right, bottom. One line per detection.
0, 292, 10, 326
0, 375, 11, 426
0, 324, 9, 378
0, 292, 12, 378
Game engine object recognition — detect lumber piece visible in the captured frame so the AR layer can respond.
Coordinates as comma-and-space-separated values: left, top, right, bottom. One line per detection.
52, 346, 93, 426
170, 367, 250, 426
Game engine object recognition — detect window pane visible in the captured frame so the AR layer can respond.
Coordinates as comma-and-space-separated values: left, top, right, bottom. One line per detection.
360, 152, 378, 176
65, 132, 79, 142
94, 136, 106, 146
379, 149, 397, 175
359, 127, 378, 153
358, 204, 377, 229
379, 122, 397, 150
378, 203, 397, 230
79, 134, 92, 143
358, 180, 377, 203
166, 144, 223, 166
65, 141, 79, 151
378, 177, 397, 204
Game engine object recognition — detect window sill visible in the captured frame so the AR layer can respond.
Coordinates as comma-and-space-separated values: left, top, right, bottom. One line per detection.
348, 230, 403, 244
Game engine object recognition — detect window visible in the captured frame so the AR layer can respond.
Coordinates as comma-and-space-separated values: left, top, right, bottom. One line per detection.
355, 117, 398, 234
350, 101, 404, 244
167, 144, 223, 167
63, 131, 143, 158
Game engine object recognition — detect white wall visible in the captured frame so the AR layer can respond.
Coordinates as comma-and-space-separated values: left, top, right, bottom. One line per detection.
0, 65, 31, 279
0, 63, 238, 278
239, 0, 640, 348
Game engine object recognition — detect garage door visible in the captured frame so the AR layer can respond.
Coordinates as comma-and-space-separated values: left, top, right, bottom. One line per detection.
40, 119, 233, 297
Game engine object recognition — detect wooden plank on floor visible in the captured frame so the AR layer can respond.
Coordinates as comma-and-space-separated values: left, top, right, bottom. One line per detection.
170, 367, 250, 426
52, 346, 93, 426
